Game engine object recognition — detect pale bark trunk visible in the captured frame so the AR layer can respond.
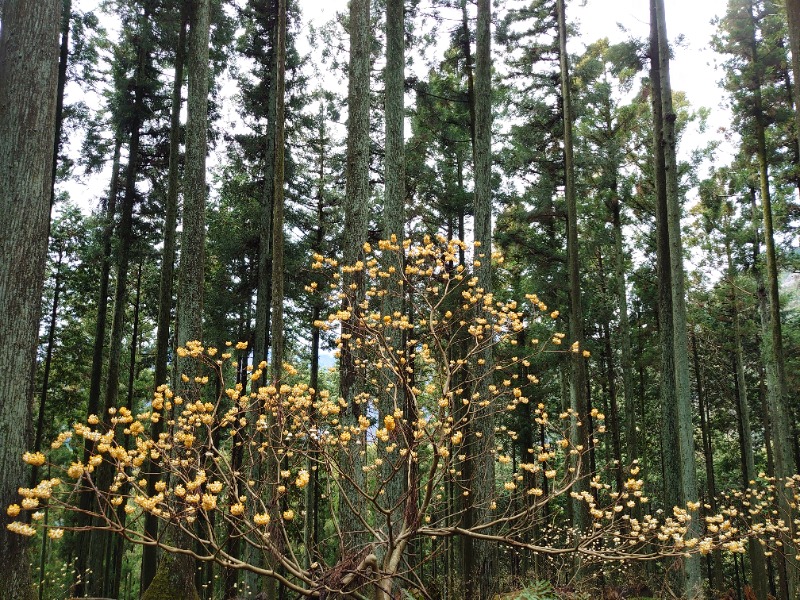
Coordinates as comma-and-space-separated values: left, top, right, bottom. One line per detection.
0, 1, 60, 598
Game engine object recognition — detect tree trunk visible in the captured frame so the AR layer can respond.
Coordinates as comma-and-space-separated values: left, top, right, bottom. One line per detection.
380, 0, 407, 586
653, 0, 702, 594
610, 199, 637, 465
557, 0, 590, 542
692, 333, 723, 593
253, 0, 278, 369
339, 0, 371, 554
270, 0, 286, 382
727, 234, 769, 600
650, 1, 682, 592
744, 2, 798, 594
89, 8, 150, 591
141, 0, 209, 596
465, 0, 494, 597
108, 261, 142, 599
0, 2, 61, 599
142, 4, 187, 590
31, 248, 63, 488
74, 135, 121, 595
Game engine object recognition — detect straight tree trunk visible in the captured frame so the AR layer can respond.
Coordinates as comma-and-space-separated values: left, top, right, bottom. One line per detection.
0, 2, 61, 599
74, 136, 121, 595
650, 2, 683, 592
726, 233, 769, 600
253, 0, 278, 369
270, 0, 286, 382
610, 199, 637, 464
88, 9, 151, 591
304, 109, 327, 571
379, 0, 407, 588
744, 2, 798, 595
339, 0, 371, 555
31, 248, 63, 488
465, 0, 494, 597
108, 261, 142, 599
141, 4, 187, 589
261, 1, 286, 598
653, 0, 702, 594
692, 333, 723, 592
557, 0, 591, 540
246, 2, 277, 593
141, 0, 209, 596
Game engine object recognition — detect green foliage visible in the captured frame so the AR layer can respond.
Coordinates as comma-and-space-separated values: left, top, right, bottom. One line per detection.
501, 580, 558, 600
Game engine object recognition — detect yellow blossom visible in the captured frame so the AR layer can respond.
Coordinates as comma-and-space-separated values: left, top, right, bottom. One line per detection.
22, 452, 46, 466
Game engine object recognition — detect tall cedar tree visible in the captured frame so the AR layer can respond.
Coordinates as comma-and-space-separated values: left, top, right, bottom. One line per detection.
140, 0, 209, 596
0, 2, 61, 599
339, 0, 371, 554
652, 0, 702, 595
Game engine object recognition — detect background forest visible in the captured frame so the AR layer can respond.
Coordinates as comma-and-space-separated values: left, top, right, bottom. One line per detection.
0, 0, 799, 599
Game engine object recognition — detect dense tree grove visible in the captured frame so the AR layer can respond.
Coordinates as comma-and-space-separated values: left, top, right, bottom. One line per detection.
2, 0, 800, 599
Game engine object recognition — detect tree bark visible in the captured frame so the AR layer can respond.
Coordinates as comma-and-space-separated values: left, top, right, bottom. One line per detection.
653, 0, 702, 594
744, 2, 798, 595
270, 0, 286, 382
142, 4, 187, 589
74, 135, 121, 595
0, 1, 61, 599
339, 0, 371, 554
465, 0, 494, 597
726, 232, 769, 600
379, 0, 407, 586
557, 0, 591, 542
141, 0, 209, 596
691, 333, 723, 592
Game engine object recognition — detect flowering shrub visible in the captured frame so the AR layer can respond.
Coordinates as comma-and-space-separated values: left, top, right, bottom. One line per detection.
7, 237, 799, 598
